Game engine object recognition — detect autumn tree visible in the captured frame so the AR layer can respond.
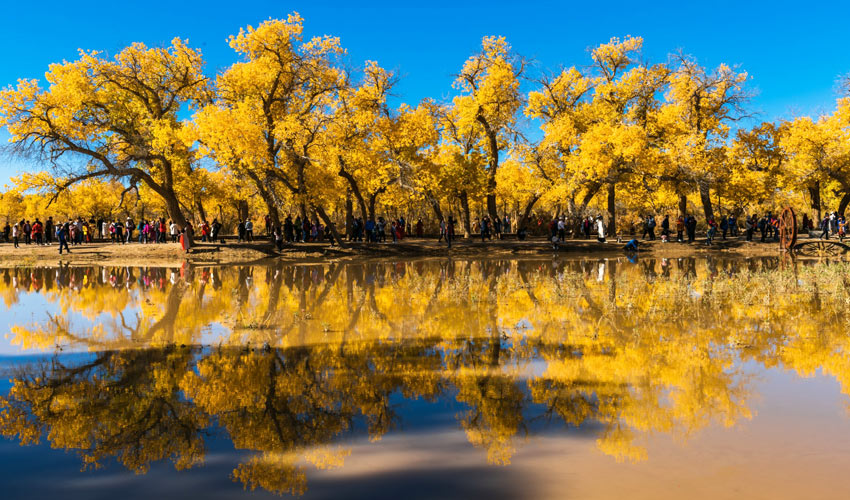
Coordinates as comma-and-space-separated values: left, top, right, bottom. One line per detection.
196, 13, 347, 242
0, 39, 209, 230
452, 36, 524, 222
658, 54, 750, 220
780, 111, 850, 217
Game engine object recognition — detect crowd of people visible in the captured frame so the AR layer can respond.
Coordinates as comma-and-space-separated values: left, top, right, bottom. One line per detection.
1, 216, 189, 254
1, 209, 847, 255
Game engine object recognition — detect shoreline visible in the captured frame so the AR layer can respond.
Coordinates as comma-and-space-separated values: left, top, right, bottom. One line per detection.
0, 235, 835, 267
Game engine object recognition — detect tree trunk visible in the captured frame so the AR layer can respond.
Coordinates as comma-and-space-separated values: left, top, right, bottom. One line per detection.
459, 191, 472, 238
838, 191, 850, 217
243, 170, 281, 229
367, 187, 386, 222
162, 189, 192, 245
698, 180, 714, 221
426, 191, 444, 222
236, 200, 249, 222
606, 182, 616, 237
345, 193, 354, 239
809, 182, 822, 221
314, 204, 347, 249
194, 195, 207, 223
338, 161, 369, 220
579, 181, 602, 214
678, 193, 688, 217
480, 124, 500, 222
517, 195, 540, 233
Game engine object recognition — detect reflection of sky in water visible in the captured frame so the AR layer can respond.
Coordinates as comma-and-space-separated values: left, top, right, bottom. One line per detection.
1, 361, 849, 499
2, 258, 850, 499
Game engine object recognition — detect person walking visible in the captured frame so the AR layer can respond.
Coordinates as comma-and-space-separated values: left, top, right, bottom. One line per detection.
58, 223, 70, 255
821, 216, 831, 239
12, 223, 19, 248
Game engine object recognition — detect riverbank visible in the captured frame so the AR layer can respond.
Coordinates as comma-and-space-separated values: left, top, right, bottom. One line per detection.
0, 234, 833, 267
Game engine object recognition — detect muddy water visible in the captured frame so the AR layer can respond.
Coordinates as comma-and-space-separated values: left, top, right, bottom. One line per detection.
1, 256, 849, 499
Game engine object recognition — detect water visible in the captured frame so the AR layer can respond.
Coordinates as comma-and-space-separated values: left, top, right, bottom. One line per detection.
1, 257, 850, 499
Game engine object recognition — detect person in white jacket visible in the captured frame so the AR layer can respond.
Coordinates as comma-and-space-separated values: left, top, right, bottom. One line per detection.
596, 216, 606, 243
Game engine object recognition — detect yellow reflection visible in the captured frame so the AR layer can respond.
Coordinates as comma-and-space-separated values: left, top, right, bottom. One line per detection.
0, 258, 849, 495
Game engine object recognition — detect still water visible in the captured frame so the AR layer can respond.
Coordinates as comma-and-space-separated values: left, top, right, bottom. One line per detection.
1, 257, 850, 499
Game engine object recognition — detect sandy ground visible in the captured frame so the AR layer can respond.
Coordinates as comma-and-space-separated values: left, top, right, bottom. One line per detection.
0, 233, 833, 267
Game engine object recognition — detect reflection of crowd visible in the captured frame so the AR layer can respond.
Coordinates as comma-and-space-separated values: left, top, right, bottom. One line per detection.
0, 266, 190, 295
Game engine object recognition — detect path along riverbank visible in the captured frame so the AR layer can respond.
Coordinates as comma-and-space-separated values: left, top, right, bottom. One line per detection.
0, 234, 831, 267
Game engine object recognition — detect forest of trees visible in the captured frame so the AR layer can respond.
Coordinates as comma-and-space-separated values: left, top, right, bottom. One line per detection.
1, 13, 849, 244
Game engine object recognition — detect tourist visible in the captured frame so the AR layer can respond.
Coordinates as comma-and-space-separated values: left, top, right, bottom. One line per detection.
237, 219, 246, 242
294, 216, 303, 242
745, 215, 754, 241
57, 223, 70, 255
45, 217, 54, 244
596, 215, 606, 243
273, 225, 284, 250
11, 223, 19, 248
686, 215, 696, 243
820, 215, 830, 239
283, 215, 294, 242
706, 218, 717, 245
245, 219, 254, 241
446, 216, 455, 248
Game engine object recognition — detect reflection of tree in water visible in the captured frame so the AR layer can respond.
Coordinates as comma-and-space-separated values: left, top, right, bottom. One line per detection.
0, 347, 207, 472
2, 258, 850, 495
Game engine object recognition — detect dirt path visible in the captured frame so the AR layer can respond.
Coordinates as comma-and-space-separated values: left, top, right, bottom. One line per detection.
0, 234, 828, 267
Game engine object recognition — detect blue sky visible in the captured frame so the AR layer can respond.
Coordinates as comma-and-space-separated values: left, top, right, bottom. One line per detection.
1, 0, 848, 183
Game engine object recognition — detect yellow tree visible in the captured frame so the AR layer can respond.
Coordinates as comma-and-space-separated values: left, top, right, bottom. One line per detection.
658, 55, 750, 219
726, 122, 787, 214
431, 103, 488, 236
780, 108, 850, 217
525, 65, 599, 225
197, 13, 346, 241
574, 36, 668, 234
452, 36, 524, 222
331, 62, 437, 223
0, 39, 209, 230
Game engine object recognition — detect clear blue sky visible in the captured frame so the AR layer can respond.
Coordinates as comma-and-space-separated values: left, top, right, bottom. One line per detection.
1, 0, 849, 184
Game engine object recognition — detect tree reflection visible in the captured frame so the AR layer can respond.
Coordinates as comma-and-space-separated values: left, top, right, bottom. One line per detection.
1, 257, 850, 495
